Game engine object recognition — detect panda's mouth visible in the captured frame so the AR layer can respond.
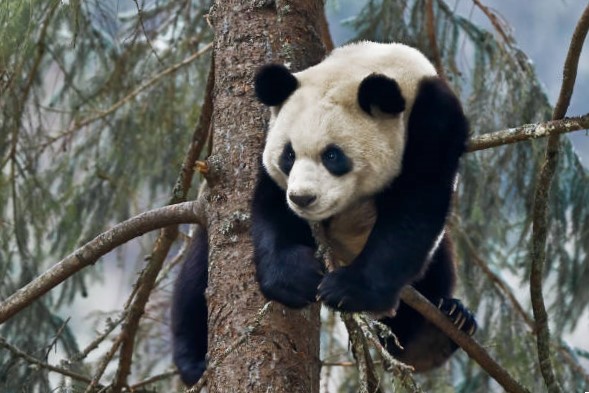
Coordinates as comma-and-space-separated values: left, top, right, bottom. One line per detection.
289, 201, 338, 222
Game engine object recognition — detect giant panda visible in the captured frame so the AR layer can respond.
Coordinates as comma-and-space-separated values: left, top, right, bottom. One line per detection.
172, 41, 477, 385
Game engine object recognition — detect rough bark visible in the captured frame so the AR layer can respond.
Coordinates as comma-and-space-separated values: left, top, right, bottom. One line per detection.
204, 1, 327, 392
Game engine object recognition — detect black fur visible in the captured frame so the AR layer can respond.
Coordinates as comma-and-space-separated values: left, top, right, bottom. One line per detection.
171, 228, 208, 385
380, 236, 476, 370
254, 64, 299, 106
357, 73, 406, 116
252, 167, 325, 307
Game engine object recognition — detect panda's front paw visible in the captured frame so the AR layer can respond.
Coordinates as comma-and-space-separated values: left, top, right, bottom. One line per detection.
256, 245, 325, 309
317, 266, 400, 313
438, 298, 477, 336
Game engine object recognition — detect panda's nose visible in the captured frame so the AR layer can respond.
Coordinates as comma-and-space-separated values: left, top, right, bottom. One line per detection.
289, 193, 317, 208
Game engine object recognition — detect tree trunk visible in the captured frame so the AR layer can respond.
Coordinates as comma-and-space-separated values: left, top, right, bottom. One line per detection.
205, 1, 327, 392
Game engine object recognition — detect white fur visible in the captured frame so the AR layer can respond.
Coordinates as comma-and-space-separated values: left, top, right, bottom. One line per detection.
262, 41, 437, 222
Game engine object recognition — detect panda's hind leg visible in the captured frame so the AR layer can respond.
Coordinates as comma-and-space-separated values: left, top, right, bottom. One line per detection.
171, 227, 208, 385
379, 235, 477, 371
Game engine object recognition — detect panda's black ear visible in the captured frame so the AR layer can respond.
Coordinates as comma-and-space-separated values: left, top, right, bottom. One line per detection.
358, 74, 405, 116
254, 64, 299, 106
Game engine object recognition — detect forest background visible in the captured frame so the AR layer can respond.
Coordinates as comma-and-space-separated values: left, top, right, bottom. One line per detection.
1, 0, 589, 392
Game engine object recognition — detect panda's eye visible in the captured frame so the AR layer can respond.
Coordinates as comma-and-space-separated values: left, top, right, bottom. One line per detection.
279, 142, 296, 175
322, 144, 352, 176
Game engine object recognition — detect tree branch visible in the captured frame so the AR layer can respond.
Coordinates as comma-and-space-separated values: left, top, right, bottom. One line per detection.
530, 5, 589, 393
426, 0, 446, 80
0, 200, 205, 324
467, 113, 589, 152
399, 287, 531, 393
111, 57, 215, 393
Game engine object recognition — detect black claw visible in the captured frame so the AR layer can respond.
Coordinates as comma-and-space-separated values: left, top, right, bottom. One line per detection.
438, 298, 477, 337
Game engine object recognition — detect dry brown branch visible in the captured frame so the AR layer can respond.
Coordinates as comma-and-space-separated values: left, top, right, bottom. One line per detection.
111, 62, 214, 392
471, 0, 514, 45
426, 0, 446, 80
84, 335, 124, 393
129, 369, 178, 390
111, 230, 179, 392
73, 312, 127, 363
530, 5, 589, 393
467, 113, 589, 152
341, 313, 383, 393
132, 0, 164, 65
0, 200, 205, 324
399, 287, 531, 393
0, 336, 94, 386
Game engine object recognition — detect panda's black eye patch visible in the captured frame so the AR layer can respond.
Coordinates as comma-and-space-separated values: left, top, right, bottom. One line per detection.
279, 142, 296, 175
322, 144, 352, 176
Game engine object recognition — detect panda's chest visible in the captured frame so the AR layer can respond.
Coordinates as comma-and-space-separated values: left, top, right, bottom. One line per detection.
322, 200, 377, 265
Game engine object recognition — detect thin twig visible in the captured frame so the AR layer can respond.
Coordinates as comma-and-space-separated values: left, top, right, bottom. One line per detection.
132, 0, 165, 65
351, 314, 424, 393
44, 317, 71, 359
72, 312, 127, 362
0, 336, 94, 386
42, 42, 212, 149
341, 313, 383, 393
84, 335, 124, 393
471, 0, 514, 46
529, 4, 589, 393
457, 226, 534, 327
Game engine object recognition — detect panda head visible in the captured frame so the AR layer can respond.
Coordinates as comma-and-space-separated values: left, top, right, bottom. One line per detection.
254, 42, 437, 222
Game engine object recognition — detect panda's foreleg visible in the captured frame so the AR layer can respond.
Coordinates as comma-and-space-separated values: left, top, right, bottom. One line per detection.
379, 236, 477, 371
251, 168, 325, 308
171, 227, 208, 385
318, 77, 469, 313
